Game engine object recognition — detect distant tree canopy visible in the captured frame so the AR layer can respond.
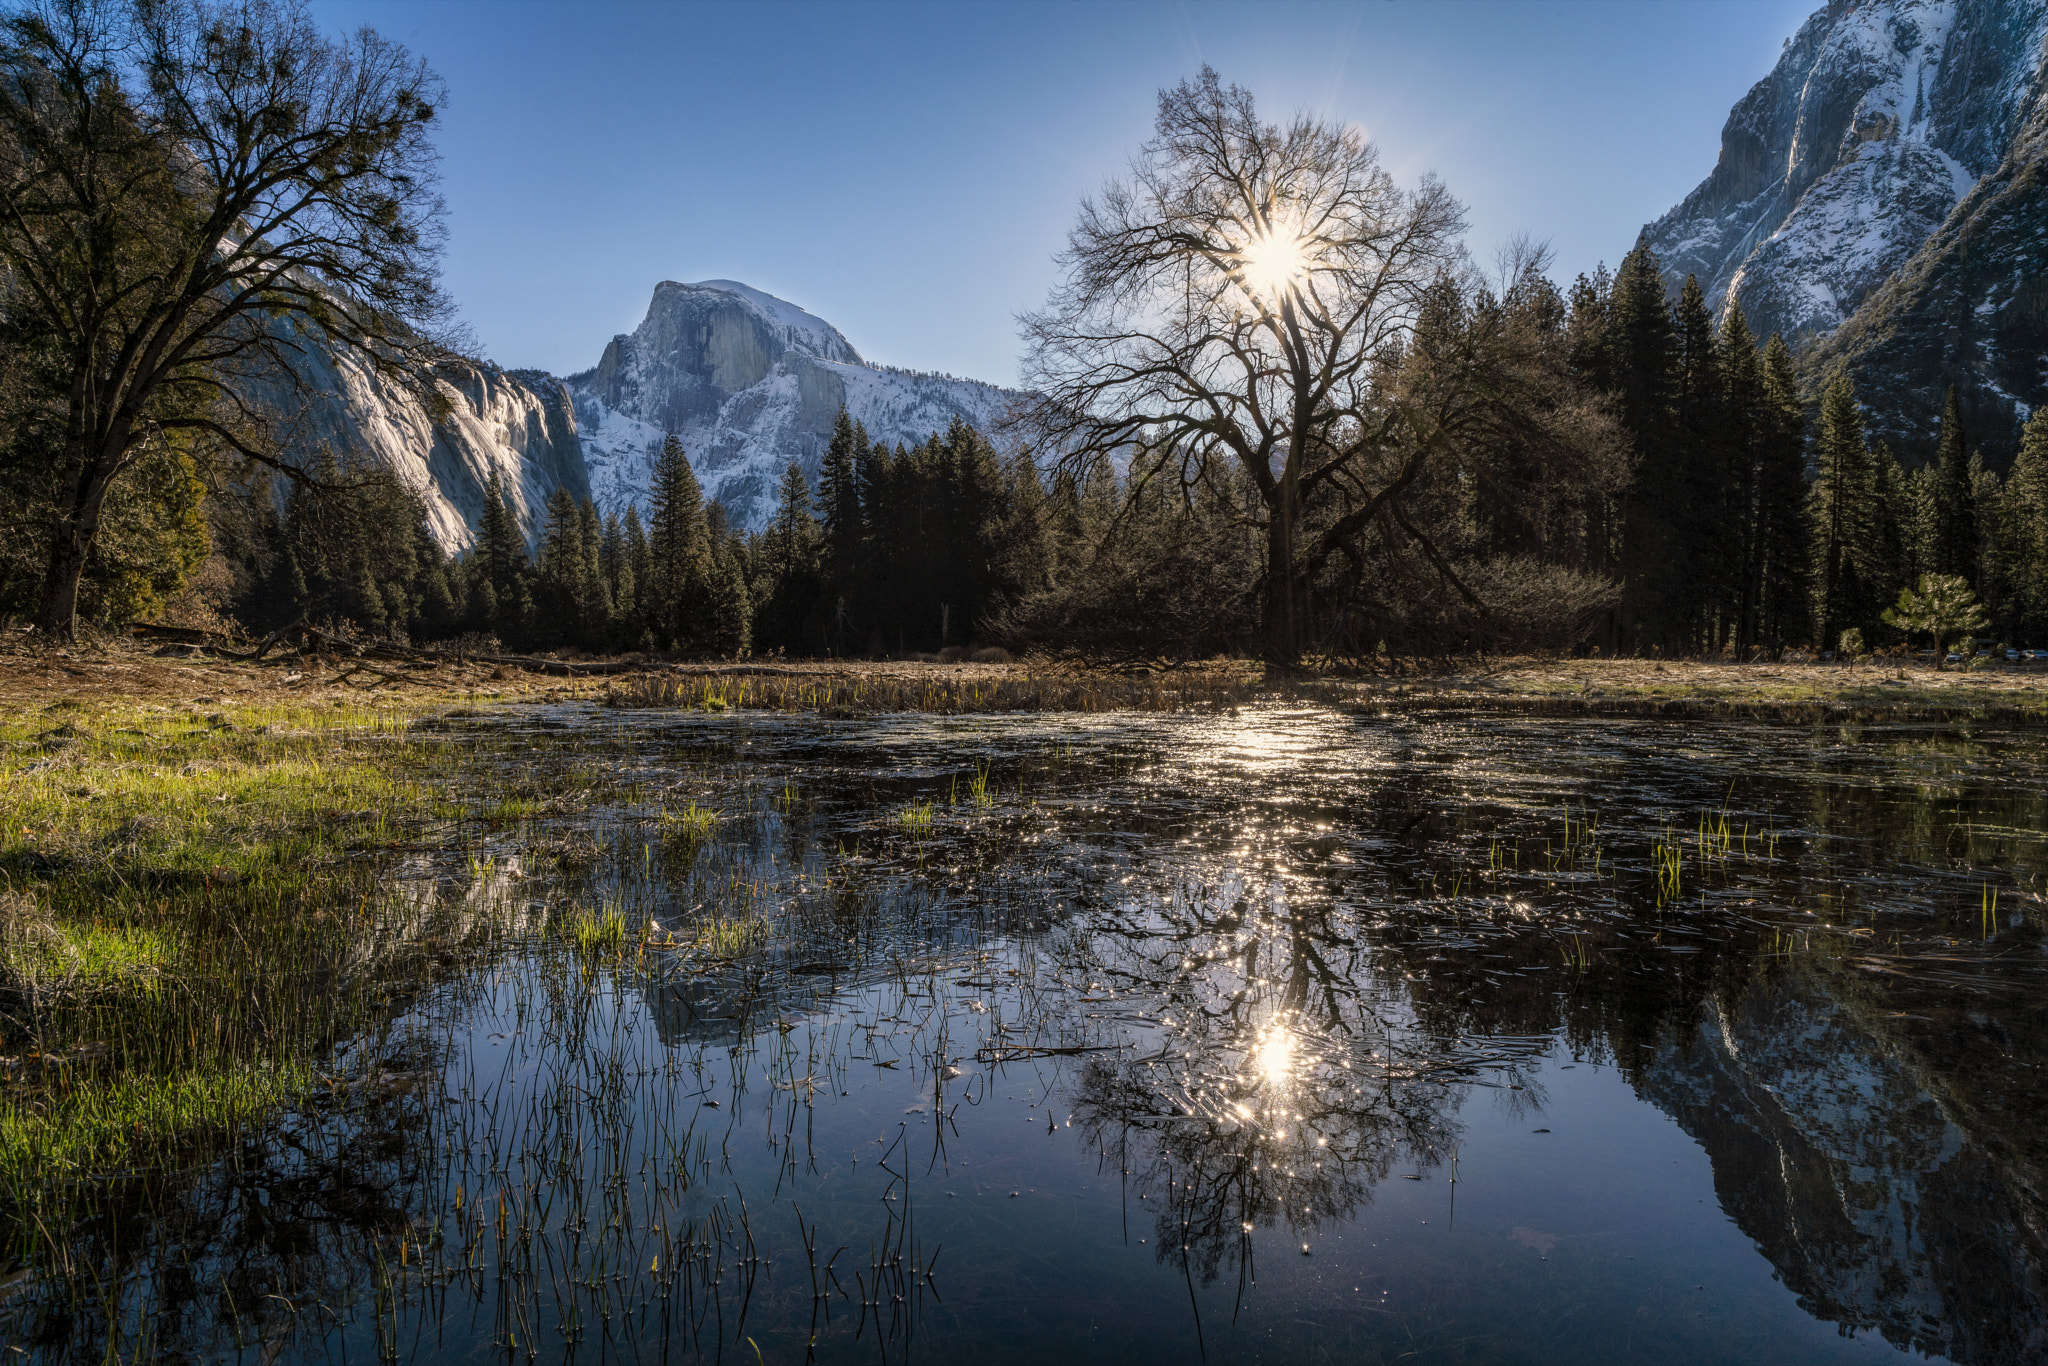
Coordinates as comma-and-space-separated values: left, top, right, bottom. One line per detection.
6, 36, 2042, 662
0, 0, 448, 638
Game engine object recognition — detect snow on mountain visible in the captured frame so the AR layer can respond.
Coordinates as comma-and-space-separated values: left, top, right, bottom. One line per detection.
565, 280, 1017, 531
1644, 0, 2048, 460
276, 279, 1016, 551
1644, 0, 2033, 342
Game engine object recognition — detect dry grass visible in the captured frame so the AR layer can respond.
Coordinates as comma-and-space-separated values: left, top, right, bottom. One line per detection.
6, 631, 2046, 722
602, 668, 1267, 715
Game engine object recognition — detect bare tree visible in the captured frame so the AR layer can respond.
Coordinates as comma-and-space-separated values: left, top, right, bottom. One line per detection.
1018, 67, 1467, 662
0, 0, 448, 638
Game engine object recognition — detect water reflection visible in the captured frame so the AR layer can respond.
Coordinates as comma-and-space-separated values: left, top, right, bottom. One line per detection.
10, 707, 2047, 1364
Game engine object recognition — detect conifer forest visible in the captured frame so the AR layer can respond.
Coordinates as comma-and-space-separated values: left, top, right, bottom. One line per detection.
2, 4, 2047, 1366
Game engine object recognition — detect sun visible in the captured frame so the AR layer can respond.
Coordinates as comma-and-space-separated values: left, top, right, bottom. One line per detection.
1235, 225, 1311, 302
1255, 1024, 1295, 1086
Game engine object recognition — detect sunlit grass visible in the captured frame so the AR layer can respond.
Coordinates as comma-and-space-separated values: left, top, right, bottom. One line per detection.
0, 1059, 309, 1203
557, 906, 628, 957
660, 801, 720, 844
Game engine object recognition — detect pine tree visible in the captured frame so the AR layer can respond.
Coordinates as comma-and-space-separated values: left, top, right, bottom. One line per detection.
478, 470, 527, 637
704, 543, 751, 656
577, 498, 609, 630
1717, 307, 1766, 647
820, 410, 864, 600
1871, 443, 1916, 632
623, 505, 652, 642
2006, 411, 2048, 644
1881, 573, 1991, 653
1930, 386, 1978, 581
599, 510, 633, 640
1970, 456, 2009, 640
647, 435, 708, 648
1809, 372, 1881, 653
1756, 336, 1808, 647
1670, 275, 1728, 649
539, 486, 584, 627
755, 460, 823, 651
1605, 241, 1681, 651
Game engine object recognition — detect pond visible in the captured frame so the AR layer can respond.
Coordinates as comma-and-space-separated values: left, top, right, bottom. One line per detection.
13, 703, 2047, 1364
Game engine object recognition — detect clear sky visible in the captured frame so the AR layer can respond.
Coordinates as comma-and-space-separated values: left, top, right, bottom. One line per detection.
310, 0, 1817, 387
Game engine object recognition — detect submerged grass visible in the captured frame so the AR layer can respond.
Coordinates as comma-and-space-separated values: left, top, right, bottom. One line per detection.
603, 669, 1266, 715
0, 692, 551, 1261
0, 1059, 308, 1199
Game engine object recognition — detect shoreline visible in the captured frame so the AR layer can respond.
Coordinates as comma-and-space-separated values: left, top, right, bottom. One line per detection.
4, 642, 2046, 725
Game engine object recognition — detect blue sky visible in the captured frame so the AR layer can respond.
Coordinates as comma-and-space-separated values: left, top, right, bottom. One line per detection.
312, 0, 1816, 386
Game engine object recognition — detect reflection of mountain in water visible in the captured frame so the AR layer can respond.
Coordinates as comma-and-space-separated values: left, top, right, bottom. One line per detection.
1635, 965, 2047, 1365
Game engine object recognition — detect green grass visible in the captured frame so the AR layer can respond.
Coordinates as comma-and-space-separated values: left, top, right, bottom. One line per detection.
558, 905, 628, 957
666, 914, 769, 959
0, 1059, 308, 1201
659, 801, 720, 843
0, 907, 178, 1001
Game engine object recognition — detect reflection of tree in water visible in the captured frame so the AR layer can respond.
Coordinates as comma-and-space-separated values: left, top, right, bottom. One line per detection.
7, 1051, 440, 1360
1058, 872, 1540, 1298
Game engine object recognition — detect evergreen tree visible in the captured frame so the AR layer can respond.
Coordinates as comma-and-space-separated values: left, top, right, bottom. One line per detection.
599, 510, 633, 640
820, 410, 865, 631
478, 470, 527, 638
1755, 336, 1809, 648
1605, 241, 1681, 651
2006, 411, 2048, 644
1717, 307, 1766, 647
647, 435, 708, 648
755, 460, 823, 650
623, 505, 652, 644
577, 498, 609, 630
538, 486, 585, 633
1930, 386, 1978, 581
704, 543, 752, 656
1671, 274, 1727, 648
1809, 372, 1882, 653
1871, 443, 1916, 631
1881, 573, 1990, 653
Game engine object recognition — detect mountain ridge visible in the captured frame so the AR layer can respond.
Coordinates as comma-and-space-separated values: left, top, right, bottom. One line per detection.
1642, 0, 2048, 462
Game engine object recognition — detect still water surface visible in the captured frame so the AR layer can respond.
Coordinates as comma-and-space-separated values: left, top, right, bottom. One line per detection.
44, 706, 2048, 1363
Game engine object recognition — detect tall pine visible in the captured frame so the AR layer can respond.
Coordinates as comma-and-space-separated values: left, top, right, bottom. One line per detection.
1930, 386, 1978, 581
1809, 372, 1881, 652
1605, 241, 1681, 651
647, 434, 708, 648
2005, 411, 2048, 643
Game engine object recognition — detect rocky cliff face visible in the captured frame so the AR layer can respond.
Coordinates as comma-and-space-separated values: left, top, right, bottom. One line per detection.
273, 278, 1017, 547
1642, 0, 2048, 461
261, 331, 586, 552
566, 280, 1015, 531
1636, 967, 2048, 1365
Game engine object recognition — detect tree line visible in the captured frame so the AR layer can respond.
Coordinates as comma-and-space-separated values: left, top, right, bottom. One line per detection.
6, 35, 2042, 661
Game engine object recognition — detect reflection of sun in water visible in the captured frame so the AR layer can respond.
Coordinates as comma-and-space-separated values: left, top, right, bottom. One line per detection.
1236, 225, 1310, 301
1255, 1024, 1295, 1086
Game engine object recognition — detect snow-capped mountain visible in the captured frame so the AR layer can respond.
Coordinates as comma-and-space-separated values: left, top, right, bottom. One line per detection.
1643, 0, 2048, 460
266, 279, 1017, 549
566, 280, 1016, 531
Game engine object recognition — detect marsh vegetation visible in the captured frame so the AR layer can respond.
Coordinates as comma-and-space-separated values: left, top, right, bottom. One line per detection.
1, 690, 2043, 1364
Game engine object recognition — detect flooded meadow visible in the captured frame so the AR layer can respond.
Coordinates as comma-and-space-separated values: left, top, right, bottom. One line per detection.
5, 700, 2046, 1364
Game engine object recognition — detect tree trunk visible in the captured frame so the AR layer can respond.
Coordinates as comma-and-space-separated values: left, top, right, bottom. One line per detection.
36, 516, 94, 641
1263, 471, 1300, 663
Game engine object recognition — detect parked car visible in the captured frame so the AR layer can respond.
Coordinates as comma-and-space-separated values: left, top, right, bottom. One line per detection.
1914, 649, 1937, 659
1945, 652, 1965, 664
